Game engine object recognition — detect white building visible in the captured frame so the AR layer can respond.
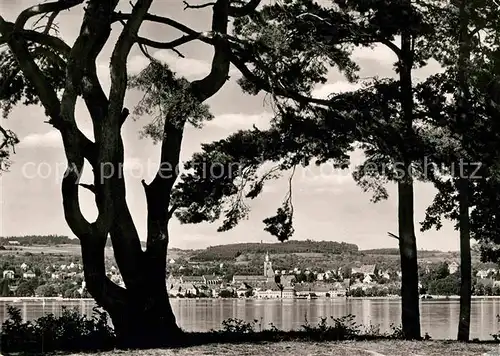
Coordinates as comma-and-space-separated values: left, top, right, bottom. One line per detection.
448, 261, 459, 275
477, 270, 489, 279
23, 270, 36, 279
2, 270, 14, 279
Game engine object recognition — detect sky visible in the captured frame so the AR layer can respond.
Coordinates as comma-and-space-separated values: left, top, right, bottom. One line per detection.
0, 0, 460, 251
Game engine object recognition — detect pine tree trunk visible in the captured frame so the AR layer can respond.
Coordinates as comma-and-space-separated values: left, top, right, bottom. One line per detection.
111, 288, 181, 348
456, 0, 472, 341
81, 234, 181, 348
398, 4, 421, 337
398, 178, 421, 340
457, 178, 471, 341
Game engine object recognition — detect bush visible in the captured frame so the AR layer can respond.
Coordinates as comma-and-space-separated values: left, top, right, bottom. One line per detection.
492, 314, 500, 341
301, 315, 361, 340
1, 305, 115, 353
220, 318, 258, 333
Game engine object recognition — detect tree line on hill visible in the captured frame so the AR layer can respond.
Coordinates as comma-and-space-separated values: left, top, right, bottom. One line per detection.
0, 235, 143, 249
360, 249, 445, 257
0, 235, 78, 246
191, 240, 359, 261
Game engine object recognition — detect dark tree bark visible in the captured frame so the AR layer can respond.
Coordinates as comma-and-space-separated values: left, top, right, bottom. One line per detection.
397, 178, 421, 340
457, 0, 472, 342
457, 177, 471, 341
397, 1, 421, 338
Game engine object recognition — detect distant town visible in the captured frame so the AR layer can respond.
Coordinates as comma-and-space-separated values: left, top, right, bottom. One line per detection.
1, 236, 500, 300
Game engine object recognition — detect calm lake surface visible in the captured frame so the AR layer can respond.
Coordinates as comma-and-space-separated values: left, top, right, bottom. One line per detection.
1, 298, 499, 340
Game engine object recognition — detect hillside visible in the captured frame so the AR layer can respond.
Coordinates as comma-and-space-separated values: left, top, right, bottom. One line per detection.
189, 240, 359, 261
0, 235, 79, 245
360, 248, 447, 257
0, 235, 149, 249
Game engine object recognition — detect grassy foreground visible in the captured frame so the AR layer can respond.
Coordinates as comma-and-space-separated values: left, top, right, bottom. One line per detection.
66, 340, 500, 356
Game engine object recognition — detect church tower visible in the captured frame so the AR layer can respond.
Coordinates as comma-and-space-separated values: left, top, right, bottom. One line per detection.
263, 252, 275, 281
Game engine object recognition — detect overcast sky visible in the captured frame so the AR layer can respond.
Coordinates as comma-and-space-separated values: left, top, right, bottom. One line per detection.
0, 0, 459, 251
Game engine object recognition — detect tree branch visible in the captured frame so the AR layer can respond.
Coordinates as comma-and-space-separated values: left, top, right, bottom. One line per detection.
229, 53, 335, 107
114, 12, 202, 39
228, 0, 261, 17
167, 204, 178, 220
183, 1, 216, 10
388, 232, 400, 240
43, 11, 60, 34
79, 183, 96, 193
137, 33, 199, 51
0, 21, 70, 55
14, 0, 84, 31
0, 18, 61, 119
99, 7, 332, 110
108, 0, 152, 127
190, 0, 231, 101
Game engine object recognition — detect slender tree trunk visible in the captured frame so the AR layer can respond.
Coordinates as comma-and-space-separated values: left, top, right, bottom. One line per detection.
398, 177, 421, 339
397, 1, 420, 338
457, 0, 472, 342
457, 177, 471, 341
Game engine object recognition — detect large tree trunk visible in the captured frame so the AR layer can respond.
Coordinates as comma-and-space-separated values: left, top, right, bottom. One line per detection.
398, 178, 421, 340
80, 230, 181, 348
457, 177, 471, 341
110, 286, 181, 348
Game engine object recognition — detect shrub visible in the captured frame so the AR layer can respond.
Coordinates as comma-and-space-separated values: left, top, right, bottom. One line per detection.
0, 305, 115, 353
220, 318, 258, 333
301, 314, 361, 340
492, 314, 500, 342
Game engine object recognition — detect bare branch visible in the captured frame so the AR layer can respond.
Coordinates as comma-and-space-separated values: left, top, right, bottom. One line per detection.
0, 21, 70, 56
138, 42, 156, 61
171, 48, 185, 58
14, 0, 84, 31
43, 11, 60, 34
183, 1, 216, 10
114, 13, 202, 39
79, 183, 96, 193
167, 204, 178, 220
388, 232, 400, 240
137, 33, 199, 51
285, 165, 296, 216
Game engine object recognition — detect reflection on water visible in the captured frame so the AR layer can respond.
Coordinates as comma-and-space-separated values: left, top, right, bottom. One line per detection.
0, 298, 499, 340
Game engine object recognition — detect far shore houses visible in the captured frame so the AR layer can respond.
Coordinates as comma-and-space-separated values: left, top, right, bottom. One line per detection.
167, 252, 348, 299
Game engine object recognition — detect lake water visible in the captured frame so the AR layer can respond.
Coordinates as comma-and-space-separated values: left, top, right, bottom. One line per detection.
1, 298, 499, 340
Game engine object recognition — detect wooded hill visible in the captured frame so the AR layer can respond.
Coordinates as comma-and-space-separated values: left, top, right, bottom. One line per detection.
190, 240, 359, 261
0, 235, 79, 245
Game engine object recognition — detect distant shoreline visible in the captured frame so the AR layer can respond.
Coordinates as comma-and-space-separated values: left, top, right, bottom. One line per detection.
2, 296, 500, 302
